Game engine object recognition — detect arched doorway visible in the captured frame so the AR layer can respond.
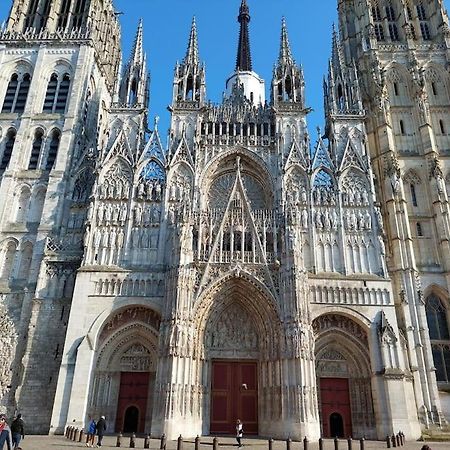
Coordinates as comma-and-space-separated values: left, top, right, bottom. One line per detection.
123, 406, 139, 433
88, 307, 160, 433
330, 412, 344, 438
313, 314, 375, 439
196, 275, 282, 437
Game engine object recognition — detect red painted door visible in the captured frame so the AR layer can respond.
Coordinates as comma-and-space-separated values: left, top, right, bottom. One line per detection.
115, 372, 149, 433
210, 361, 258, 435
320, 378, 352, 438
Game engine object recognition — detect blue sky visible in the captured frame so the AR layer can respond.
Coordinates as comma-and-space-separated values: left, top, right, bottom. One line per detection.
1, 1, 450, 139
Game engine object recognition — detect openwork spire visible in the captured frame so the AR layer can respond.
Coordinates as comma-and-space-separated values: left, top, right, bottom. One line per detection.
331, 24, 344, 72
129, 19, 144, 67
278, 17, 294, 65
184, 16, 199, 66
236, 0, 252, 71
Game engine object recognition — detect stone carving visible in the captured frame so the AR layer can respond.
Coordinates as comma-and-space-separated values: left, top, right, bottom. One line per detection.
312, 314, 368, 345
99, 161, 132, 200
206, 304, 258, 352
120, 344, 154, 372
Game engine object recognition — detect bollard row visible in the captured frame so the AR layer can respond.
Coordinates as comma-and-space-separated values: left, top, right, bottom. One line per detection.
387, 432, 406, 448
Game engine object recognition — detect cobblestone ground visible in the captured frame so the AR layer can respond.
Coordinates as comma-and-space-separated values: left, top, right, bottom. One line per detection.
16, 436, 449, 450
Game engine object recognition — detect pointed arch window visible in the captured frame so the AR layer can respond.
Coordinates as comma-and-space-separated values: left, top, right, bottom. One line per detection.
439, 120, 446, 135
386, 5, 399, 41
410, 183, 418, 206
0, 128, 17, 171
0, 241, 17, 279
39, 0, 52, 30
2, 73, 31, 114
417, 3, 431, 40
23, 0, 39, 30
425, 294, 450, 383
372, 5, 385, 41
45, 130, 61, 170
57, 0, 72, 30
43, 73, 71, 113
72, 0, 88, 29
28, 129, 44, 170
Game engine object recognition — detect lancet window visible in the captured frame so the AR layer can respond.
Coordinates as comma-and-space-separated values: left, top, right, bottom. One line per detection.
426, 294, 450, 383
2, 73, 31, 114
57, 0, 72, 30
45, 129, 61, 170
23, 0, 39, 30
0, 128, 16, 171
386, 3, 399, 40
28, 129, 44, 170
0, 240, 17, 280
43, 73, 71, 113
416, 2, 431, 40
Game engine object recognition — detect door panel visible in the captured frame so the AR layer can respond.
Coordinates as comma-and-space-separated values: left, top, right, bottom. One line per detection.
210, 361, 258, 435
320, 378, 352, 438
115, 372, 149, 433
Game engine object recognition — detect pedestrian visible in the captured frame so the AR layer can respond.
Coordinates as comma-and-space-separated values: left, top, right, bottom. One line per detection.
236, 419, 243, 448
10, 414, 24, 450
86, 416, 96, 447
0, 414, 12, 450
96, 415, 107, 447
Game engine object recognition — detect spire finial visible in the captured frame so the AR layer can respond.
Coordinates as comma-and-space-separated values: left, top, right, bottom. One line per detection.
279, 17, 294, 65
236, 0, 252, 71
184, 16, 199, 65
129, 19, 144, 67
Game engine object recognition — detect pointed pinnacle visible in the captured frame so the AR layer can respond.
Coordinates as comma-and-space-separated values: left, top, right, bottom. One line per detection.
184, 16, 199, 65
130, 18, 144, 66
331, 23, 344, 69
279, 17, 294, 65
236, 0, 252, 71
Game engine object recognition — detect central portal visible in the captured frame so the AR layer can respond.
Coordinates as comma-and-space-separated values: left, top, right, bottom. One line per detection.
210, 361, 258, 435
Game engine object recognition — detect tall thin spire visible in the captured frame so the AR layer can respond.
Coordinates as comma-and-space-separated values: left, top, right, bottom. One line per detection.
129, 19, 144, 67
184, 16, 199, 66
236, 0, 252, 71
279, 17, 294, 65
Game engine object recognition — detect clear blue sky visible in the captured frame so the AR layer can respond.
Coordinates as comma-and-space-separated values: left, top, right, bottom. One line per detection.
1, 0, 450, 139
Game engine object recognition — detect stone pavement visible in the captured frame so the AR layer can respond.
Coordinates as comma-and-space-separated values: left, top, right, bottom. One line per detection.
15, 436, 449, 450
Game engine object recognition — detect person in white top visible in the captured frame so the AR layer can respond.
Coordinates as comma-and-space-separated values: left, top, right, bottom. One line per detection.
236, 419, 243, 448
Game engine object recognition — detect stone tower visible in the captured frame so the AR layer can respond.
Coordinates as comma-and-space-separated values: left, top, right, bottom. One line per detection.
0, 0, 121, 431
337, 0, 450, 426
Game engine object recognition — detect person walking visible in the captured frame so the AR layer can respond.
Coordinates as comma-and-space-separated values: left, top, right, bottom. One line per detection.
96, 415, 107, 447
0, 415, 12, 450
10, 414, 24, 449
236, 419, 243, 448
86, 416, 96, 447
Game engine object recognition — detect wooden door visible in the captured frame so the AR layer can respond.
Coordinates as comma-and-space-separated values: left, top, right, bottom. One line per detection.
210, 361, 258, 435
319, 378, 352, 438
115, 372, 149, 433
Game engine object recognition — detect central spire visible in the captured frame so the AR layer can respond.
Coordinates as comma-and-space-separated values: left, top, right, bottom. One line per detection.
236, 0, 252, 71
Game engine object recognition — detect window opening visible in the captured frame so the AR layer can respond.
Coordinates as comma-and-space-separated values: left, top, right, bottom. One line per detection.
28, 129, 44, 170
410, 184, 418, 207
416, 222, 423, 236
440, 120, 446, 135
1, 74, 19, 113
14, 74, 31, 113
0, 129, 16, 171
45, 130, 60, 170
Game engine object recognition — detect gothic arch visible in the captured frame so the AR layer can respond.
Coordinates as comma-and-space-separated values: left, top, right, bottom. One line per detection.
199, 148, 274, 211
193, 273, 282, 359
0, 237, 18, 279
403, 168, 422, 185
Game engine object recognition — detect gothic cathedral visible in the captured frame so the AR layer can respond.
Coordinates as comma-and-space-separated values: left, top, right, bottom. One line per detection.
0, 0, 449, 441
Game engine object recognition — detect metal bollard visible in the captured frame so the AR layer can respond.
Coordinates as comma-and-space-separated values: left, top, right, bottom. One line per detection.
269, 438, 274, 450
396, 434, 401, 447
359, 437, 365, 450
116, 432, 122, 447
66, 426, 70, 439
145, 434, 150, 449
286, 437, 292, 450
213, 437, 219, 450
177, 435, 183, 450
70, 427, 74, 440
334, 436, 339, 450
160, 433, 167, 450
386, 435, 391, 448
319, 438, 324, 450
79, 429, 84, 442
391, 434, 396, 448
74, 428, 79, 442
400, 432, 405, 446
195, 435, 200, 450
130, 433, 136, 448
303, 436, 309, 450
347, 437, 352, 450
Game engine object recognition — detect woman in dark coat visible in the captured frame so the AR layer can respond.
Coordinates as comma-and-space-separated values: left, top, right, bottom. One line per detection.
96, 415, 107, 447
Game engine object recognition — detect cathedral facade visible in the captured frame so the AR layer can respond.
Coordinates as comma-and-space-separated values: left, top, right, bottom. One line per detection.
0, 0, 449, 441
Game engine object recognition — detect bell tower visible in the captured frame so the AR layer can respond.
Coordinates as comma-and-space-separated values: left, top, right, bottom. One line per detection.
337, 0, 450, 429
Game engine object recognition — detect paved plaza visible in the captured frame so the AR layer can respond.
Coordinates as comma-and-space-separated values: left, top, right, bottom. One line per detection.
15, 436, 449, 450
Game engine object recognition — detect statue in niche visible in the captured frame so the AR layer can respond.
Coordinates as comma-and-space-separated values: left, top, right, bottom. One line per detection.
97, 203, 104, 223
323, 210, 331, 231
331, 210, 338, 229
131, 228, 139, 248
169, 183, 177, 201
364, 211, 372, 230
110, 228, 117, 248
134, 205, 142, 226
362, 190, 369, 206
94, 229, 102, 249
152, 204, 161, 223
119, 204, 127, 223
104, 204, 112, 223
315, 211, 323, 229
147, 181, 154, 201
143, 207, 151, 226
101, 229, 110, 248
117, 229, 124, 248
137, 182, 145, 199
155, 182, 162, 201
301, 208, 308, 229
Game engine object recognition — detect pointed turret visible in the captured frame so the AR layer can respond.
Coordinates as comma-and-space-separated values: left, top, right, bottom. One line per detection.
272, 18, 305, 108
172, 17, 206, 106
236, 0, 252, 71
324, 25, 363, 133
119, 19, 149, 108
